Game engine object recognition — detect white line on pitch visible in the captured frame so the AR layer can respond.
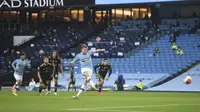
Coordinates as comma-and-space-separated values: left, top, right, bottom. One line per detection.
65, 109, 148, 112
65, 104, 200, 111
90, 110, 148, 112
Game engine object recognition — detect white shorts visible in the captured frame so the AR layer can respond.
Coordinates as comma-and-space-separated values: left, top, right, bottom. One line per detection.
81, 68, 93, 79
14, 73, 23, 81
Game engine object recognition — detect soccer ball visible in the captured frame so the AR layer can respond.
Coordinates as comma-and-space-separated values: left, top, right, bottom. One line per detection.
183, 76, 192, 84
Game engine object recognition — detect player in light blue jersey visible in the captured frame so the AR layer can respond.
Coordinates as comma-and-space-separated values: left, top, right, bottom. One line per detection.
69, 44, 105, 99
11, 52, 31, 96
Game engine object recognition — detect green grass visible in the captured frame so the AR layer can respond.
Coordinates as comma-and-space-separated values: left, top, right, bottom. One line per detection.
0, 91, 200, 112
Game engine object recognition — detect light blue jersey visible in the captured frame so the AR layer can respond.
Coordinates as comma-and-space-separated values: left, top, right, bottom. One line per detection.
72, 49, 96, 69
12, 59, 31, 76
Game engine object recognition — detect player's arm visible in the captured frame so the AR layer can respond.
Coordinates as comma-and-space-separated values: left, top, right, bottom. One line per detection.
106, 64, 112, 81
51, 64, 55, 78
11, 60, 17, 71
94, 63, 100, 75
68, 55, 79, 64
88, 49, 105, 56
26, 59, 31, 68
67, 66, 73, 81
59, 59, 64, 77
69, 65, 73, 72
37, 66, 42, 83
60, 63, 64, 77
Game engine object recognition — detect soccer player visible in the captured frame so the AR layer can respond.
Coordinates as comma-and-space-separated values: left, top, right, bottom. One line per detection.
94, 58, 112, 95
48, 50, 64, 95
69, 44, 105, 99
37, 57, 55, 96
68, 65, 76, 91
11, 52, 31, 96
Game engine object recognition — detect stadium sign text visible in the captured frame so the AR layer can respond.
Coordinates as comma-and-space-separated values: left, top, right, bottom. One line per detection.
0, 0, 64, 8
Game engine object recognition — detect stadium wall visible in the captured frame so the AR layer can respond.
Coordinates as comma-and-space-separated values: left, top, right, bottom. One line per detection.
58, 73, 170, 89
146, 64, 200, 92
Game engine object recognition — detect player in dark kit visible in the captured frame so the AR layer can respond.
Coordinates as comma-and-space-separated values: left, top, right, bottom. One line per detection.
48, 51, 64, 95
94, 58, 112, 96
68, 65, 76, 91
37, 57, 55, 96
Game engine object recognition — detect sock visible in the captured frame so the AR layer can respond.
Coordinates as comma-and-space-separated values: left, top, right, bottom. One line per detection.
89, 80, 97, 90
39, 88, 42, 93
48, 84, 51, 91
95, 83, 98, 88
13, 84, 16, 89
54, 79, 58, 92
99, 88, 102, 92
15, 82, 18, 87
98, 84, 103, 92
68, 86, 70, 91
77, 85, 85, 96
14, 82, 20, 90
12, 84, 16, 92
55, 87, 57, 92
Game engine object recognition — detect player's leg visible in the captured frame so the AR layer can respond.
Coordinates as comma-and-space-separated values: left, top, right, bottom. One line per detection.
95, 73, 101, 88
39, 83, 46, 96
39, 76, 48, 95
39, 77, 44, 95
45, 76, 52, 95
68, 81, 72, 91
134, 86, 141, 91
74, 71, 95, 98
14, 75, 22, 90
54, 73, 59, 95
73, 77, 87, 99
73, 69, 96, 99
73, 81, 76, 91
47, 82, 51, 93
12, 80, 19, 96
98, 77, 104, 95
85, 71, 97, 90
39, 83, 42, 95
72, 84, 76, 91
12, 74, 22, 96
68, 79, 76, 91
89, 74, 99, 92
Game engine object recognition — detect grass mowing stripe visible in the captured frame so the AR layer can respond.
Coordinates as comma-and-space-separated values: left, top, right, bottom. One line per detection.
66, 104, 200, 111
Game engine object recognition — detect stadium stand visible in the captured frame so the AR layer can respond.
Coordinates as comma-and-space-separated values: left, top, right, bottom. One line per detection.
61, 18, 200, 87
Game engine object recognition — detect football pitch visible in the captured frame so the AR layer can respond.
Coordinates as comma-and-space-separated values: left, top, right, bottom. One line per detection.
0, 91, 200, 112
